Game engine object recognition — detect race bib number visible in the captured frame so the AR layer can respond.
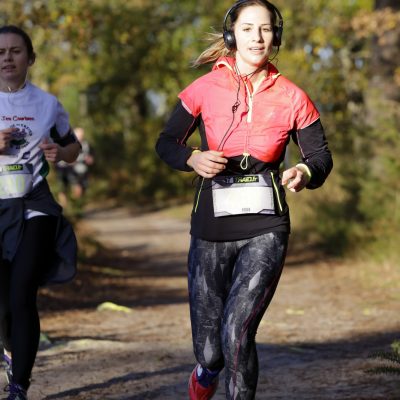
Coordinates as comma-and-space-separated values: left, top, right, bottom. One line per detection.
211, 174, 275, 217
0, 164, 33, 199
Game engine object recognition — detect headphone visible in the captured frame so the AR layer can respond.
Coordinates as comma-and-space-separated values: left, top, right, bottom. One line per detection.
223, 0, 283, 50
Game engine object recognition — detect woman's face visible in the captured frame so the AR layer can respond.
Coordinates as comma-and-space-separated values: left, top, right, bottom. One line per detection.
0, 33, 31, 89
233, 5, 274, 74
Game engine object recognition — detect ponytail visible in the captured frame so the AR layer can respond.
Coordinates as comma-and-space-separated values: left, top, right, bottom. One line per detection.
192, 32, 233, 67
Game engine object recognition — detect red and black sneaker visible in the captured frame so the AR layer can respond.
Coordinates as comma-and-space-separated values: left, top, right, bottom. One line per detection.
188, 364, 219, 400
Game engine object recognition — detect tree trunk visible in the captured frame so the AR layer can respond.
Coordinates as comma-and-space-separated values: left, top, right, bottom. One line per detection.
371, 0, 400, 102
375, 0, 399, 9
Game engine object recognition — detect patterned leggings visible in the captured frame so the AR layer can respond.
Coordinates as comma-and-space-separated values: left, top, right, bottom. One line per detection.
188, 231, 289, 400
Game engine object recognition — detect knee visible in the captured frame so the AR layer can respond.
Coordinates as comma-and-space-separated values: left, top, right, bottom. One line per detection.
10, 290, 37, 315
0, 295, 10, 319
221, 322, 255, 366
221, 321, 238, 356
0, 304, 9, 322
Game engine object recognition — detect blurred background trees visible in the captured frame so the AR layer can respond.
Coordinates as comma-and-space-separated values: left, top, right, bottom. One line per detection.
0, 0, 398, 260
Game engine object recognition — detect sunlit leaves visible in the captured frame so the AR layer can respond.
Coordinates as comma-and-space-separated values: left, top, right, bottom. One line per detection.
0, 0, 398, 255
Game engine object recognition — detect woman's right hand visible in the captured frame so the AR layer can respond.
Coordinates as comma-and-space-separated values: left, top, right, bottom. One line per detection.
187, 150, 228, 178
0, 128, 15, 152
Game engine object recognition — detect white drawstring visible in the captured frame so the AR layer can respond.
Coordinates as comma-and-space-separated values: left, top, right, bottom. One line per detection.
240, 153, 250, 170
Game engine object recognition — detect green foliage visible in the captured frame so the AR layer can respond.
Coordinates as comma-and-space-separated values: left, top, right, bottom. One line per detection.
277, 0, 399, 258
367, 340, 400, 376
0, 0, 399, 258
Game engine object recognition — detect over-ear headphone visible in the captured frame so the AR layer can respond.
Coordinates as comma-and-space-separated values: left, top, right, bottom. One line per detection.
223, 0, 283, 50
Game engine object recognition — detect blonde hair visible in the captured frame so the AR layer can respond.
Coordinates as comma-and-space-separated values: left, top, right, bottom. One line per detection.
192, 32, 233, 67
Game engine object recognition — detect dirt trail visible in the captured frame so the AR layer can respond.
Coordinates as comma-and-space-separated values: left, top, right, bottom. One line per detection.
5, 206, 398, 400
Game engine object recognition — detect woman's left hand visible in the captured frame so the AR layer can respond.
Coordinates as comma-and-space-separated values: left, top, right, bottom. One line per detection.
282, 166, 310, 193
39, 138, 63, 163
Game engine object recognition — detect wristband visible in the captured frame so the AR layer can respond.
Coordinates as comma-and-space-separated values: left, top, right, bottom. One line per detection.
295, 163, 312, 183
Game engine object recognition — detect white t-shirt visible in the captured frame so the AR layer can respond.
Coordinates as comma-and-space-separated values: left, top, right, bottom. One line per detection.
0, 82, 72, 218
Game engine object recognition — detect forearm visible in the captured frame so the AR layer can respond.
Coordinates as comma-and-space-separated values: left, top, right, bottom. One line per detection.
294, 119, 333, 189
156, 101, 199, 171
59, 142, 81, 163
156, 136, 194, 172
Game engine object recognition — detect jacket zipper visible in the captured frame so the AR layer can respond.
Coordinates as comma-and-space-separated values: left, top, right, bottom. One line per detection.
242, 76, 266, 167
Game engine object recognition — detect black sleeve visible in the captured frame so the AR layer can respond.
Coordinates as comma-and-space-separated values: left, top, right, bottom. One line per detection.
292, 119, 333, 189
50, 126, 79, 147
155, 100, 200, 172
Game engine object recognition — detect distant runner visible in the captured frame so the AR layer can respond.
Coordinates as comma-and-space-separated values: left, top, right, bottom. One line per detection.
0, 25, 80, 400
56, 126, 94, 207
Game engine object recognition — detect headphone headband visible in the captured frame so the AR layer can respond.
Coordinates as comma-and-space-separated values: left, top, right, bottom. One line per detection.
223, 0, 283, 50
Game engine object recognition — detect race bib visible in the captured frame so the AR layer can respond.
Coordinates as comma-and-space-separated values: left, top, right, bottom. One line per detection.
212, 174, 275, 217
0, 164, 33, 199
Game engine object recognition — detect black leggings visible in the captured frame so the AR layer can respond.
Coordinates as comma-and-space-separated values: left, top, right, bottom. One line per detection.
0, 216, 57, 389
188, 232, 288, 400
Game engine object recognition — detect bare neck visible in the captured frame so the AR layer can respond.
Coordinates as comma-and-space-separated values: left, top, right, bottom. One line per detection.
0, 79, 27, 93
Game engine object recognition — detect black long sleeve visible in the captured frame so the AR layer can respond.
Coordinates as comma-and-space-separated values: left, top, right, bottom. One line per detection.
155, 101, 199, 172
293, 119, 333, 189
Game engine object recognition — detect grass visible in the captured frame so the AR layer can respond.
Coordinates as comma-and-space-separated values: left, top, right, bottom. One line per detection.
367, 340, 400, 376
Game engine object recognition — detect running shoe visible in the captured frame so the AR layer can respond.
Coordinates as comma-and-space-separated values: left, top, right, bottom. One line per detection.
188, 364, 219, 400
4, 383, 28, 400
2, 353, 12, 384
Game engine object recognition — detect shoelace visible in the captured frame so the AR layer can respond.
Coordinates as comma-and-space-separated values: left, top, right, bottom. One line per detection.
3, 383, 26, 399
